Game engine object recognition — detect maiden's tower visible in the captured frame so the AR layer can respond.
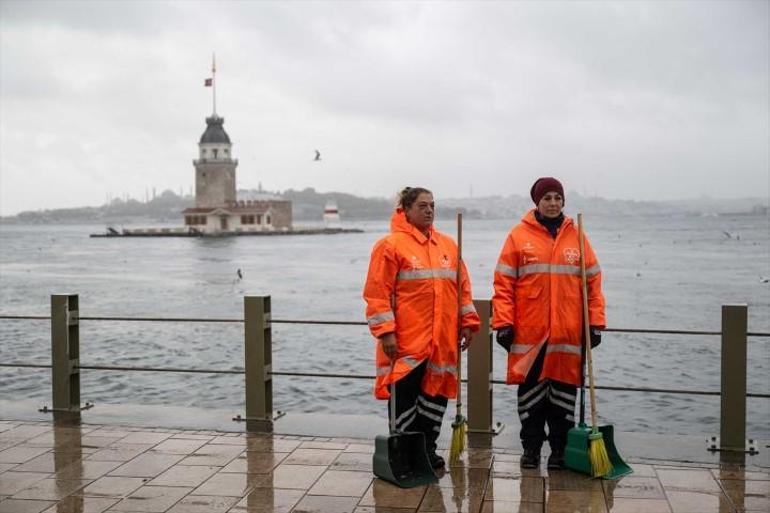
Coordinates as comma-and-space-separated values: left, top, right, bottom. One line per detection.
182, 113, 291, 234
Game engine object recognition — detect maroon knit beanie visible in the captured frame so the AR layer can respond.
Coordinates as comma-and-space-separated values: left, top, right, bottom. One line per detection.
530, 177, 565, 205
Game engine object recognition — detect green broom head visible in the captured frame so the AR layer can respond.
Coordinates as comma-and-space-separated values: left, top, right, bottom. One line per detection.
588, 429, 613, 478
449, 414, 466, 463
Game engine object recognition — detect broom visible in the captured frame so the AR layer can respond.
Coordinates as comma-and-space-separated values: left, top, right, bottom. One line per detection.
577, 213, 613, 478
449, 211, 466, 464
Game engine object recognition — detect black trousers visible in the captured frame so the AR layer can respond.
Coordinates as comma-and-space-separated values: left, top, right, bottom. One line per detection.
387, 360, 448, 454
517, 345, 577, 452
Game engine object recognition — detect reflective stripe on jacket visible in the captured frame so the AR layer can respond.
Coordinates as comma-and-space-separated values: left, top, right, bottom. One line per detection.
364, 209, 481, 400
492, 209, 606, 386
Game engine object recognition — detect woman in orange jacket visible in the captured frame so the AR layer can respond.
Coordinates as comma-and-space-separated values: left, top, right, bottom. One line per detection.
492, 177, 606, 470
364, 187, 480, 469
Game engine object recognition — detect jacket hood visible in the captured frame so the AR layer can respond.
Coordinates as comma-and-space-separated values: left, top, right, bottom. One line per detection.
390, 209, 433, 242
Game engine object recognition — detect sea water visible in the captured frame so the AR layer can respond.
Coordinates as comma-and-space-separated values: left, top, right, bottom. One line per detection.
0, 213, 768, 437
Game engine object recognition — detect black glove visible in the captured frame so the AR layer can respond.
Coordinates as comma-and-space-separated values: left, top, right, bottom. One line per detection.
589, 326, 601, 349
496, 326, 514, 352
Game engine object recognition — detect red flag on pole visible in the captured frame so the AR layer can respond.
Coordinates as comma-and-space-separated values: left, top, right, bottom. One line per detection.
204, 78, 213, 87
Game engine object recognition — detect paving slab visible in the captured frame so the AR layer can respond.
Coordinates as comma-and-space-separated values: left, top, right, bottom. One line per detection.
0, 418, 766, 513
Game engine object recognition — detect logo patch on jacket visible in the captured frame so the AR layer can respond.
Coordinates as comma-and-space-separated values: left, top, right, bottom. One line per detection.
440, 255, 451, 268
563, 247, 580, 265
410, 255, 424, 269
521, 242, 538, 264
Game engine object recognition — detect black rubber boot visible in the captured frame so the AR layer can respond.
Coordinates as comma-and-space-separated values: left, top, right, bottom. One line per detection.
547, 448, 565, 469
428, 452, 446, 469
520, 447, 541, 468
422, 431, 445, 470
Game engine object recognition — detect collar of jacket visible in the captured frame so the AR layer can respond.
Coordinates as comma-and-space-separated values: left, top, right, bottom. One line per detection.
390, 209, 437, 245
521, 208, 573, 234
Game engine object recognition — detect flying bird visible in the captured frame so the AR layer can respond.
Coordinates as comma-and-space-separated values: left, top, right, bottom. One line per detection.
760, 276, 769, 284
236, 268, 243, 280
314, 150, 321, 161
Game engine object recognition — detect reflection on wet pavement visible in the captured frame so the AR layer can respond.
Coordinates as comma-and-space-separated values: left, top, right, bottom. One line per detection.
0, 420, 767, 512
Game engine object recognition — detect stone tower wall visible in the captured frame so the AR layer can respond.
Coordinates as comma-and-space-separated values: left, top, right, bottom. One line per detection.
194, 161, 237, 208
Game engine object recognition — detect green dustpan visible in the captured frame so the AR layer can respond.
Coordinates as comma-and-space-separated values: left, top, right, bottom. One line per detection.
565, 423, 633, 480
372, 371, 437, 488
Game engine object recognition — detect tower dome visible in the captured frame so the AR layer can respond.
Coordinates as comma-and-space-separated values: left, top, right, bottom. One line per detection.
199, 115, 231, 144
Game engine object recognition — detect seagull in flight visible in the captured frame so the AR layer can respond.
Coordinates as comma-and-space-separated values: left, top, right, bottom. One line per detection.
314, 150, 321, 161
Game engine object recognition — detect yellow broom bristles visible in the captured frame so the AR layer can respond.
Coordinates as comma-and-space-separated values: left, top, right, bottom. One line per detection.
589, 436, 613, 478
449, 419, 466, 464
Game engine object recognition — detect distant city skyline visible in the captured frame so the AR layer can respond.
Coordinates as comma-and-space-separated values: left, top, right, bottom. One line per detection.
1, 0, 768, 216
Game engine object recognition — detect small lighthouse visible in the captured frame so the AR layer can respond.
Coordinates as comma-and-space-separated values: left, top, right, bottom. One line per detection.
323, 200, 341, 228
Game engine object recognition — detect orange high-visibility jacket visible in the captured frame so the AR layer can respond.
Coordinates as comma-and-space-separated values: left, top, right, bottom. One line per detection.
364, 210, 480, 400
492, 210, 606, 387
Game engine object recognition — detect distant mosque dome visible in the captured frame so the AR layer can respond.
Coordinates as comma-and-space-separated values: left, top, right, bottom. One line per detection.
199, 115, 231, 144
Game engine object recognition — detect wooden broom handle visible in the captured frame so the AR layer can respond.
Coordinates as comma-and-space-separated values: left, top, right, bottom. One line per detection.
456, 212, 463, 407
578, 213, 599, 429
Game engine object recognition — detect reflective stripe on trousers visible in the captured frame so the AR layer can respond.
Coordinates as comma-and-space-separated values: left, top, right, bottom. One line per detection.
388, 360, 449, 452
518, 381, 576, 416
516, 344, 578, 450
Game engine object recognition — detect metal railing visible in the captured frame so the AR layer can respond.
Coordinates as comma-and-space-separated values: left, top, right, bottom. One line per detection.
0, 294, 767, 451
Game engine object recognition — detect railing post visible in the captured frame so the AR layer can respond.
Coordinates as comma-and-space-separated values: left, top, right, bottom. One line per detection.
51, 294, 80, 412
244, 296, 273, 432
720, 304, 747, 451
467, 299, 501, 434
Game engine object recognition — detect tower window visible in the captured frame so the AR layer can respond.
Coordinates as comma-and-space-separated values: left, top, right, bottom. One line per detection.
213, 148, 218, 158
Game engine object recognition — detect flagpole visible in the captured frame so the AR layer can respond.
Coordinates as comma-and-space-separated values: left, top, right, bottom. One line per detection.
212, 53, 217, 115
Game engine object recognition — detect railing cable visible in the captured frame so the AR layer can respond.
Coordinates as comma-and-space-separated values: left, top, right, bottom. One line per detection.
2, 314, 769, 336
2, 362, 768, 399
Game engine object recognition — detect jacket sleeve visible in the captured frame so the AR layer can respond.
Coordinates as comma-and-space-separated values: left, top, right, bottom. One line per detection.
363, 239, 399, 339
460, 260, 480, 332
492, 232, 518, 329
583, 236, 606, 329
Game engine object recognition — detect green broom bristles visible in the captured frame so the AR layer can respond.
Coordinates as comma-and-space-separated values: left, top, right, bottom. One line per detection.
449, 414, 466, 464
588, 430, 613, 478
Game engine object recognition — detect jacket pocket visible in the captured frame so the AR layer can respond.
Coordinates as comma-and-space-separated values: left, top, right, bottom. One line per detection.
517, 286, 543, 327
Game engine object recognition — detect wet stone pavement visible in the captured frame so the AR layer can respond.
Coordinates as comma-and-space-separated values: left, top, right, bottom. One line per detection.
0, 421, 767, 513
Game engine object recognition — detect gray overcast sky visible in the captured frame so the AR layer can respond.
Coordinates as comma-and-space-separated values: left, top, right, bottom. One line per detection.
0, 0, 768, 215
